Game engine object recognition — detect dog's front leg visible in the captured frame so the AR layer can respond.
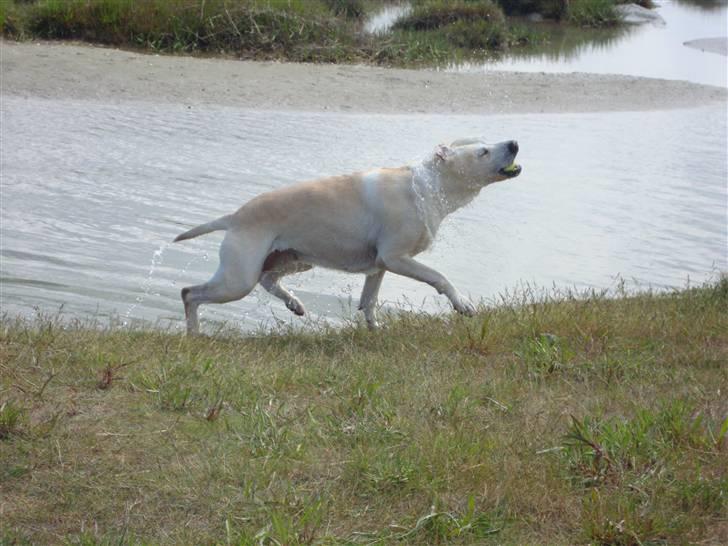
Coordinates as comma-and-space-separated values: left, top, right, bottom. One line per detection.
359, 270, 385, 329
377, 255, 475, 316
181, 287, 200, 335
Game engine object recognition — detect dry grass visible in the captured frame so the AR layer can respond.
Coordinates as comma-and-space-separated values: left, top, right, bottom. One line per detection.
1, 278, 726, 544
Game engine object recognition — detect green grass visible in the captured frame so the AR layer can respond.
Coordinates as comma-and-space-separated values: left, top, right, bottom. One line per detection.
566, 0, 620, 27
391, 0, 516, 53
496, 0, 565, 17
1, 278, 727, 544
1, 0, 641, 66
1, 0, 365, 62
395, 1, 505, 31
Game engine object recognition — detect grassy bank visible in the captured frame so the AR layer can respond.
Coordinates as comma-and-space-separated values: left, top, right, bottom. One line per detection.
1, 279, 727, 544
0, 0, 640, 66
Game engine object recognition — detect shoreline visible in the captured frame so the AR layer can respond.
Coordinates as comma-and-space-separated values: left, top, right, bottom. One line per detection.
2, 40, 726, 114
684, 37, 728, 58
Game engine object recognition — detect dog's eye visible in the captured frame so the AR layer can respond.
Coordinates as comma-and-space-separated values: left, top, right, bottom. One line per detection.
478, 148, 489, 157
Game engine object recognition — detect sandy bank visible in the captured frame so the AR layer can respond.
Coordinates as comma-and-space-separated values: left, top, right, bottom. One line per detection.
2, 40, 726, 113
684, 37, 728, 57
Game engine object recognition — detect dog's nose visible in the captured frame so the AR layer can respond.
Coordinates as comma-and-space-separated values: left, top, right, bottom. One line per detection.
508, 140, 519, 155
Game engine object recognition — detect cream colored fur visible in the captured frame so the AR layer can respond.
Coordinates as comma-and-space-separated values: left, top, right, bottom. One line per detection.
174, 138, 521, 334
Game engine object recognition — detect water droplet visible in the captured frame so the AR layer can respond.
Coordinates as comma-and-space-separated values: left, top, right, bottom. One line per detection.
124, 243, 167, 321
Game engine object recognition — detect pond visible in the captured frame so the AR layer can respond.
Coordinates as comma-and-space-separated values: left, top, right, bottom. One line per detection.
2, 97, 725, 330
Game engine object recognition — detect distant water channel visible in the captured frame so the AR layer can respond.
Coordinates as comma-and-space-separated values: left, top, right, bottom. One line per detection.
364, 0, 728, 87
452, 0, 728, 88
2, 97, 726, 330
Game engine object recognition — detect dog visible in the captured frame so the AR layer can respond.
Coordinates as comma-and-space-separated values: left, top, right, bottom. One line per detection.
174, 138, 521, 334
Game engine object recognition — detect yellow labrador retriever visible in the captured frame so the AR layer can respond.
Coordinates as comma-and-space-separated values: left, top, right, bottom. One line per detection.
174, 138, 521, 334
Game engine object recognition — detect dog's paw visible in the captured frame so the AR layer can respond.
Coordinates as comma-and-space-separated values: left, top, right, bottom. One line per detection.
454, 299, 476, 317
287, 298, 306, 316
366, 318, 380, 330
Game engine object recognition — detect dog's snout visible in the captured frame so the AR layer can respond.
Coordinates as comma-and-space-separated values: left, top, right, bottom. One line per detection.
508, 140, 519, 155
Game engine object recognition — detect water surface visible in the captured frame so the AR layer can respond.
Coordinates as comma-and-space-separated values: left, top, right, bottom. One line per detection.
364, 0, 728, 87
2, 97, 725, 330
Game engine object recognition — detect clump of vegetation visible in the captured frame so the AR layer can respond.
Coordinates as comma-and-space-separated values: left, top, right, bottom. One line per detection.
565, 402, 728, 543
395, 0, 505, 31
1, 0, 646, 66
566, 0, 620, 26
1, 278, 726, 544
323, 0, 365, 18
392, 0, 541, 53
0, 401, 25, 439
1, 0, 365, 62
619, 0, 655, 9
496, 0, 565, 17
495, 0, 654, 19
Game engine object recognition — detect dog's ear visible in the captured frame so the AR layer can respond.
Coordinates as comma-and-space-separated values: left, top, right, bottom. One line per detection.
434, 144, 452, 163
450, 137, 482, 148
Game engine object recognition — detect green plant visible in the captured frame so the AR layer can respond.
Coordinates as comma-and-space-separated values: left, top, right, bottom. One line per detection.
393, 497, 503, 541
395, 0, 505, 31
496, 0, 564, 17
442, 18, 508, 49
323, 0, 364, 18
567, 0, 619, 26
0, 401, 24, 438
515, 332, 573, 375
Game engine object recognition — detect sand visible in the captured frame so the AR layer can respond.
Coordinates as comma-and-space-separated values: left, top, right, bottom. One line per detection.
2, 40, 726, 113
684, 37, 728, 57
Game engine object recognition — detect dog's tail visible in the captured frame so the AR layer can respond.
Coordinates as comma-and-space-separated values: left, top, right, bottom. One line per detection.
173, 214, 233, 243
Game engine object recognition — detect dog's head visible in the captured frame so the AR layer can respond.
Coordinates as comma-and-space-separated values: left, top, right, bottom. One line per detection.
432, 138, 521, 186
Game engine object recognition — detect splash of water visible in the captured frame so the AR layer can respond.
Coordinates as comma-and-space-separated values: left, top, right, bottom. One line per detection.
170, 251, 209, 288
122, 243, 168, 326
364, 2, 412, 34
410, 163, 449, 243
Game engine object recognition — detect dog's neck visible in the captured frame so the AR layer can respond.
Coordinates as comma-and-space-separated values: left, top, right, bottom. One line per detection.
411, 162, 484, 237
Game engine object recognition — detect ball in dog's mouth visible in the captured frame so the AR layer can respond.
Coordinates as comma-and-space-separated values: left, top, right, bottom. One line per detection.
498, 162, 522, 178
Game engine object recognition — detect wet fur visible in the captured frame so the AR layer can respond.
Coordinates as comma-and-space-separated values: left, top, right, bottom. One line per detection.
174, 139, 520, 334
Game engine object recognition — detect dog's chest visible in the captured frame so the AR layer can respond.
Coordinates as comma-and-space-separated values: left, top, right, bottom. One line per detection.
410, 227, 435, 256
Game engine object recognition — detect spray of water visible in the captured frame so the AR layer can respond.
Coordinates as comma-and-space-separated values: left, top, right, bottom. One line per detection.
410, 163, 449, 244
170, 251, 209, 288
123, 243, 168, 326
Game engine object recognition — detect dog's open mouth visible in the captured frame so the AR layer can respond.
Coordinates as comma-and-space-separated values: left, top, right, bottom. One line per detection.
498, 162, 522, 178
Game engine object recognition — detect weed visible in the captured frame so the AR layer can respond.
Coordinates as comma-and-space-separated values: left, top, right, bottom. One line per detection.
247, 495, 329, 545
393, 497, 503, 542
323, 0, 364, 18
516, 332, 573, 375
497, 0, 564, 17
0, 401, 24, 438
562, 398, 727, 543
567, 0, 620, 26
396, 0, 505, 31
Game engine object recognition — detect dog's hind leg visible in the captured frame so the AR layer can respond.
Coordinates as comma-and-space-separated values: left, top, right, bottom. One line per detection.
359, 270, 385, 329
181, 230, 271, 335
258, 250, 312, 317
259, 272, 306, 316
